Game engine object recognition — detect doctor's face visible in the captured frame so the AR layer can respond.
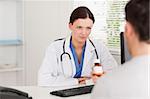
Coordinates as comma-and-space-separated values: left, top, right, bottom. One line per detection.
69, 18, 93, 44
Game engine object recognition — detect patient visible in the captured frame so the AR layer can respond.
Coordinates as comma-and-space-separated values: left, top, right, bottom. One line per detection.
92, 0, 150, 98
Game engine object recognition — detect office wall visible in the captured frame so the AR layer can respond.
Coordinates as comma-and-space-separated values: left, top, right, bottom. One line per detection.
24, 0, 73, 85
0, 0, 24, 86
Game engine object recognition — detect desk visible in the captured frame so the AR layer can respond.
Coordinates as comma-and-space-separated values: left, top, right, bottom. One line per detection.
10, 85, 91, 99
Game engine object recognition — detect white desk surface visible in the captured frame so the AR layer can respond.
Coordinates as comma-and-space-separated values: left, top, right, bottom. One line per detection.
10, 85, 92, 99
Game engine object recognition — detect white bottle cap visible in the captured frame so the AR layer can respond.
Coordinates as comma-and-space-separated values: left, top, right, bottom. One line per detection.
94, 59, 100, 63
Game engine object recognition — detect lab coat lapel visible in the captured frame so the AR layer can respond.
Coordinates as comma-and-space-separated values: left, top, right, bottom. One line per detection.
82, 39, 95, 75
64, 35, 76, 77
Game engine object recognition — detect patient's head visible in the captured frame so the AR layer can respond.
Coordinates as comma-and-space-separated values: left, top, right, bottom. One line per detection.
124, 0, 149, 56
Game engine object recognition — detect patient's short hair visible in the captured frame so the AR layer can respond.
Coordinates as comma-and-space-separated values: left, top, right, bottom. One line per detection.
125, 0, 149, 43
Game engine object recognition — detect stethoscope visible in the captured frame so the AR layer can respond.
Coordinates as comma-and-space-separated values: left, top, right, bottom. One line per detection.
60, 39, 99, 77
60, 39, 99, 62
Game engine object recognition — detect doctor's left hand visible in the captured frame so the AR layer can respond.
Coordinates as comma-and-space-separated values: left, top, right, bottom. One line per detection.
91, 71, 106, 83
78, 77, 89, 85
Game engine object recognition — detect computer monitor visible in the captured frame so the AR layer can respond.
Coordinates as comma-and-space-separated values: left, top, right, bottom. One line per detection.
120, 32, 132, 64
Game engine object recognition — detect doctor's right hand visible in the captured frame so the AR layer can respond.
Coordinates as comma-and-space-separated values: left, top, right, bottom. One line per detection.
78, 77, 88, 85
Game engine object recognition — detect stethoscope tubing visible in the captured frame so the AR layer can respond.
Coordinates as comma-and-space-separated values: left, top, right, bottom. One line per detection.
60, 39, 99, 77
60, 39, 99, 62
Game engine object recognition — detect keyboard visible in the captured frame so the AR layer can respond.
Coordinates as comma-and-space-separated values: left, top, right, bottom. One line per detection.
50, 85, 94, 97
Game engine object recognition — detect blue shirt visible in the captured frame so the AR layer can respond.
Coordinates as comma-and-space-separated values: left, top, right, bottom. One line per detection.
70, 38, 86, 78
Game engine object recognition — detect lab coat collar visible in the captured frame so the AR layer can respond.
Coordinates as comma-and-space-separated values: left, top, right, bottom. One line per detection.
65, 35, 95, 52
65, 35, 76, 76
82, 37, 95, 74
65, 35, 95, 76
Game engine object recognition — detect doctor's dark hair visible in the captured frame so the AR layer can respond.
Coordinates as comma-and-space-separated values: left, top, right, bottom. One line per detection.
69, 6, 95, 24
125, 0, 149, 43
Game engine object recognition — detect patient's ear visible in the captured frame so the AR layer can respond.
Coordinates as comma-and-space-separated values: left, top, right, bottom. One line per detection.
124, 21, 135, 39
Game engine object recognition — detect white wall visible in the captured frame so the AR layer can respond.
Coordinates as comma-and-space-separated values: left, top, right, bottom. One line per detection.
24, 0, 73, 85
0, 0, 24, 86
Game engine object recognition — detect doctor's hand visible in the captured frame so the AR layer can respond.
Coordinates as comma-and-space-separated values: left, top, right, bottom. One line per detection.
91, 75, 99, 83
91, 72, 106, 83
78, 77, 90, 85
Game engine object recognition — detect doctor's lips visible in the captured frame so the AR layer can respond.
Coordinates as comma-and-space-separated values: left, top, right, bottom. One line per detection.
79, 36, 87, 39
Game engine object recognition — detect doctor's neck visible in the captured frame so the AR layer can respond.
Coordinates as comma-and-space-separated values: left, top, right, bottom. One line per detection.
72, 38, 85, 49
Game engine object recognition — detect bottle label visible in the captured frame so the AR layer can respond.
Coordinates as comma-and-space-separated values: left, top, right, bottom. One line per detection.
93, 66, 103, 74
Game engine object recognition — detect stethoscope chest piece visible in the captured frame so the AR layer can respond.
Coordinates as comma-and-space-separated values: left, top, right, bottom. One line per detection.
61, 53, 73, 77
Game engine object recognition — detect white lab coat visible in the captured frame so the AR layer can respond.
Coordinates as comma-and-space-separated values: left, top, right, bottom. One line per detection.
38, 35, 118, 86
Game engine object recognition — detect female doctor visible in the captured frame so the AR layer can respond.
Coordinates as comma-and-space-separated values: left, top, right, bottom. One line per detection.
38, 6, 118, 86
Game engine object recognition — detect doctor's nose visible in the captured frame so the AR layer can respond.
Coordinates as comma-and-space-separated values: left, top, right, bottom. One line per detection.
81, 28, 88, 35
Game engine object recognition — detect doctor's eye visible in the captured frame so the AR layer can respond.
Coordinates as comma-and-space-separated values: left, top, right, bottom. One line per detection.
76, 26, 82, 29
86, 27, 92, 30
